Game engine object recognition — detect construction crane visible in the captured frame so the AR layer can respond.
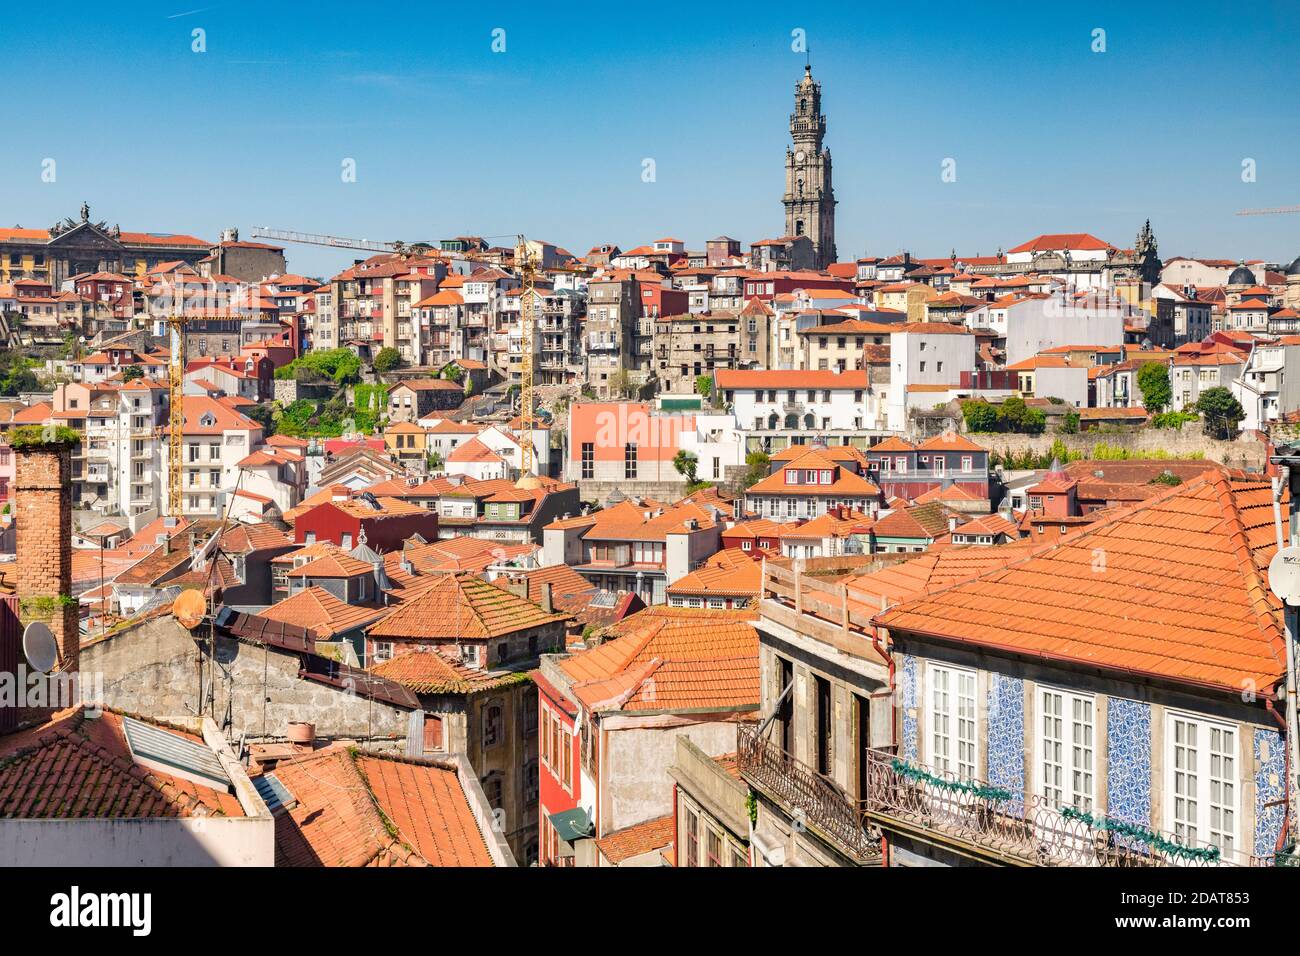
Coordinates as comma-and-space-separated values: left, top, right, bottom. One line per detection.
515, 235, 540, 486
165, 313, 187, 518
1236, 206, 1300, 216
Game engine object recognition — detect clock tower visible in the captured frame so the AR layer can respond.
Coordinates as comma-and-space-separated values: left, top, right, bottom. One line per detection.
783, 64, 837, 269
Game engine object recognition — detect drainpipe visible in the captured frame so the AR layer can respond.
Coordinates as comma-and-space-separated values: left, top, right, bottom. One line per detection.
1271, 467, 1300, 852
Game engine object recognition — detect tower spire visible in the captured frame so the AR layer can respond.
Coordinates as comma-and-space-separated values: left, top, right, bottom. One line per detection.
783, 64, 836, 268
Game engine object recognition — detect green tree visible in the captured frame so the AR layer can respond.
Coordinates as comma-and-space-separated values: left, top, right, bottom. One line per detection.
442, 364, 464, 383
961, 399, 999, 432
1058, 410, 1080, 435
742, 450, 771, 489
672, 450, 699, 484
609, 370, 633, 399
1137, 362, 1172, 413
121, 365, 144, 382
1021, 407, 1047, 435
1196, 386, 1245, 439
373, 347, 402, 374
695, 374, 714, 400
999, 396, 1029, 430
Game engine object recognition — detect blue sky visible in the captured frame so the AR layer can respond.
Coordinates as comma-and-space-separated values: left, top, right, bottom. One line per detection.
3, 0, 1298, 277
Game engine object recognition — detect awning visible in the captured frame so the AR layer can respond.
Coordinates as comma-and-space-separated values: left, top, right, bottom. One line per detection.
548, 807, 593, 856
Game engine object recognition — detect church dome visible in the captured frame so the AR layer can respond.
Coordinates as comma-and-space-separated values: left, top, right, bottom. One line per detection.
1227, 263, 1255, 286
1286, 255, 1300, 277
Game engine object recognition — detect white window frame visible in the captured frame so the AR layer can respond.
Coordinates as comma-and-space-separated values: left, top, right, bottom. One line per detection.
925, 663, 978, 780
1165, 711, 1238, 860
1035, 686, 1096, 813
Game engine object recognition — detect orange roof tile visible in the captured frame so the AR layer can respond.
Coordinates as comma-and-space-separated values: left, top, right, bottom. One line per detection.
368, 573, 565, 641
666, 549, 763, 598
560, 607, 759, 713
595, 814, 675, 864
260, 586, 388, 638
0, 708, 243, 819
263, 746, 494, 866
877, 472, 1286, 694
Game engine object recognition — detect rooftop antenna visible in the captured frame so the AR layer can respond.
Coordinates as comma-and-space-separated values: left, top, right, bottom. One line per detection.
22, 622, 58, 674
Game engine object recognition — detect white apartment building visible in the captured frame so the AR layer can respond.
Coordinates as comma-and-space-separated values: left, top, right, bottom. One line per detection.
885, 323, 976, 431
1170, 352, 1247, 412
966, 293, 1126, 366
717, 369, 875, 435
53, 380, 168, 525
1233, 340, 1300, 430
165, 395, 264, 518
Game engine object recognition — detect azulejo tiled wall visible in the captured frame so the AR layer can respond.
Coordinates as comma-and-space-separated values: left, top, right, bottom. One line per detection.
900, 654, 918, 762
1255, 727, 1285, 859
985, 674, 1024, 810
1106, 697, 1151, 828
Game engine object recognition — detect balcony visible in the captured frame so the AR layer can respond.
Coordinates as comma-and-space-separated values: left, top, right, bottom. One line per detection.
859, 748, 1259, 867
737, 723, 881, 864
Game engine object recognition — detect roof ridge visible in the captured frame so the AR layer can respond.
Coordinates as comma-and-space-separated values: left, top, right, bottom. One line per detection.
874, 474, 1219, 616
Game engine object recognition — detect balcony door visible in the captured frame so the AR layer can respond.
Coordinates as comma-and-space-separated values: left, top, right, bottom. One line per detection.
815, 675, 832, 777
776, 656, 794, 757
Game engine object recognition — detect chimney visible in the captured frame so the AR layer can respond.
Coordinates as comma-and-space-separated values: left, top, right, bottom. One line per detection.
948, 515, 958, 534
14, 440, 79, 672
540, 582, 554, 614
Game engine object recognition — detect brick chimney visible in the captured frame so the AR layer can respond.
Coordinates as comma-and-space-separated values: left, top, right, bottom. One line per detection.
15, 442, 78, 672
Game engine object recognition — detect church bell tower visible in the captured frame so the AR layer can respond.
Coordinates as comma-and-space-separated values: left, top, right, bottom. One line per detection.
783, 64, 837, 269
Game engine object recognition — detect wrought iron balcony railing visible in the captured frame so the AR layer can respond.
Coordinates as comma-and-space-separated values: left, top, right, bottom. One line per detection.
861, 748, 1255, 867
737, 722, 881, 864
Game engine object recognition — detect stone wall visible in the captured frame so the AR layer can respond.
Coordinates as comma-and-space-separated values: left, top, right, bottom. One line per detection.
961, 424, 1267, 471
273, 379, 335, 406
576, 479, 686, 507
81, 614, 410, 746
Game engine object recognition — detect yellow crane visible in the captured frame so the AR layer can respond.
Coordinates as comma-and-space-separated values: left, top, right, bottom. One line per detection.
165, 313, 187, 518
515, 236, 541, 487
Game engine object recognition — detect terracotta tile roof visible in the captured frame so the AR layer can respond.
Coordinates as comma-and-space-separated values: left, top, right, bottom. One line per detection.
595, 814, 675, 864
870, 436, 917, 453
369, 649, 530, 695
219, 522, 293, 554
261, 587, 388, 638
952, 513, 1019, 537
329, 496, 428, 519
1007, 233, 1110, 254
368, 572, 566, 640
747, 452, 881, 496
666, 549, 763, 598
561, 607, 759, 713
870, 502, 951, 539
290, 546, 377, 580
559, 499, 720, 543
0, 708, 243, 819
181, 395, 261, 435
263, 746, 494, 866
877, 472, 1286, 693
781, 508, 871, 539
715, 369, 869, 390
770, 444, 870, 465
114, 543, 195, 586
1078, 406, 1149, 420
913, 483, 986, 504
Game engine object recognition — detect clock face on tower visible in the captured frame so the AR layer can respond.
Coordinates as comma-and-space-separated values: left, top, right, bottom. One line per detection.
795, 150, 805, 162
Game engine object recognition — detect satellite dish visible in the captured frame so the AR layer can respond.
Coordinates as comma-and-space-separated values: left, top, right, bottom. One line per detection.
172, 589, 207, 630
22, 622, 58, 674
1269, 546, 1300, 605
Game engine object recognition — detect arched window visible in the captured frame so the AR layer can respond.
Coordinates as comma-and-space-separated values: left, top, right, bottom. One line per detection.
795, 220, 805, 236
